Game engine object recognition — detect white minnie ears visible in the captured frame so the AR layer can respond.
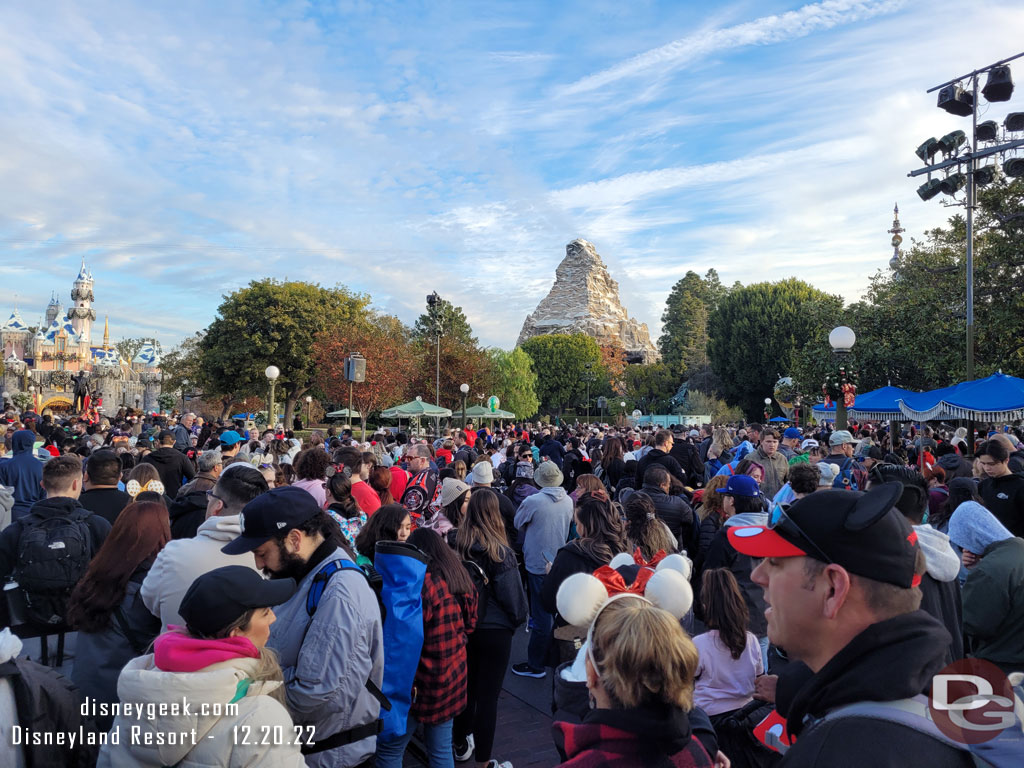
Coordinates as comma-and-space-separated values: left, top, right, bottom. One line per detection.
556, 550, 694, 628
126, 478, 166, 498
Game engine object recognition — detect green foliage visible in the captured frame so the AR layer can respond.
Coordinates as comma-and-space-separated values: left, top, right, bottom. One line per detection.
160, 332, 204, 396
12, 392, 33, 412
708, 279, 843, 419
622, 362, 680, 414
412, 295, 477, 347
488, 347, 540, 419
197, 279, 370, 426
680, 390, 745, 423
156, 393, 177, 413
520, 334, 603, 415
659, 269, 725, 379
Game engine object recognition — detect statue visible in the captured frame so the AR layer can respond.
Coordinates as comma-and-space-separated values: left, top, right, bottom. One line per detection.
669, 380, 690, 411
72, 372, 89, 412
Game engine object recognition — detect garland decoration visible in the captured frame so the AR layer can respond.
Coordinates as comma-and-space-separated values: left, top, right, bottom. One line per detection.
822, 364, 858, 409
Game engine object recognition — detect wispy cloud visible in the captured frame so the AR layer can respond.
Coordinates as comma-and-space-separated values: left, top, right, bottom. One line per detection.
559, 0, 905, 96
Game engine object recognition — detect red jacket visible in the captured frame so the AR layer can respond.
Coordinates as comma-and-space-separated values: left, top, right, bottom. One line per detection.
350, 478, 381, 515
410, 570, 477, 724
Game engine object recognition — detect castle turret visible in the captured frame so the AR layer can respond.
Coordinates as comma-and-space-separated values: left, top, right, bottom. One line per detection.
68, 258, 97, 343
45, 291, 62, 326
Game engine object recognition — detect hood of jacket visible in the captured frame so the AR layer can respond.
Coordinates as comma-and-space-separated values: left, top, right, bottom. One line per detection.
538, 485, 568, 502
723, 511, 769, 529
948, 500, 1013, 555
936, 454, 963, 472
553, 702, 698, 762
11, 430, 34, 455
145, 447, 183, 466
28, 495, 84, 518
195, 513, 243, 542
0, 627, 23, 664
114, 651, 282, 765
784, 610, 952, 736
914, 524, 960, 582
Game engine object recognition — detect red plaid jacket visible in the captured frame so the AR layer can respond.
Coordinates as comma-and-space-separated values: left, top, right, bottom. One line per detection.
410, 570, 478, 724
553, 715, 713, 768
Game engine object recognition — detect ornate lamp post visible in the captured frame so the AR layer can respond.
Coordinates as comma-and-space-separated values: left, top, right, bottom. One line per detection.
306, 394, 313, 427
265, 365, 280, 429
828, 326, 856, 430
764, 397, 772, 423
181, 378, 190, 414
460, 383, 469, 428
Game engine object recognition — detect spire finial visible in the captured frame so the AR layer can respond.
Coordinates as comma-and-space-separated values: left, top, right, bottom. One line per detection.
103, 315, 110, 350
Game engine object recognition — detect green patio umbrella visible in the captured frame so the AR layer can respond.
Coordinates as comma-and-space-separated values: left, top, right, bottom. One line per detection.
462, 404, 516, 421
380, 398, 453, 419
324, 408, 362, 419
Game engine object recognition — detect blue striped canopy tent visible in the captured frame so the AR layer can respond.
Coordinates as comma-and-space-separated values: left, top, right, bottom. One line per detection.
811, 401, 836, 421
848, 385, 918, 421
898, 372, 1024, 422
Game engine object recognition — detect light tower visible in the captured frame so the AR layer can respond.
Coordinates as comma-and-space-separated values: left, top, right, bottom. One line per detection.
68, 258, 97, 342
45, 292, 62, 326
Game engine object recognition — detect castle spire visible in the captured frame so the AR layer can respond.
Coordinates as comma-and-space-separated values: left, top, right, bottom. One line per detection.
103, 315, 110, 350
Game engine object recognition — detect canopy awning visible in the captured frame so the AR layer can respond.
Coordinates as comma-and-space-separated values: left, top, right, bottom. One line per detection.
325, 408, 361, 418
461, 404, 517, 420
380, 399, 452, 419
898, 373, 1024, 422
848, 385, 918, 421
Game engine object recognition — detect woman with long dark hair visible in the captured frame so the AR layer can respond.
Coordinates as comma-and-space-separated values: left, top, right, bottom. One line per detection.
368, 465, 396, 505
67, 501, 170, 728
376, 529, 478, 768
354, 503, 411, 562
453, 491, 527, 768
623, 492, 678, 559
600, 437, 627, 492
541, 490, 627, 616
325, 471, 367, 554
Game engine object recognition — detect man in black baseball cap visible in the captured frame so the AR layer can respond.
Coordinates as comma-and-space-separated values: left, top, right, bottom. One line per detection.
728, 484, 972, 766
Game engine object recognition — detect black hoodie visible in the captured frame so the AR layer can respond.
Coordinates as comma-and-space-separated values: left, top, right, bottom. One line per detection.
777, 611, 973, 767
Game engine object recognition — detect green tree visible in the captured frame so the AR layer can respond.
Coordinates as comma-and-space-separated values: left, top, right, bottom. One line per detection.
412, 295, 477, 347
658, 270, 724, 379
520, 334, 603, 417
678, 389, 745, 423
488, 347, 540, 419
709, 279, 843, 419
198, 279, 370, 425
622, 362, 680, 415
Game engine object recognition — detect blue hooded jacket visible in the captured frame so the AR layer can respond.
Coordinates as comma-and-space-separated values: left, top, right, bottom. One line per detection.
0, 430, 44, 519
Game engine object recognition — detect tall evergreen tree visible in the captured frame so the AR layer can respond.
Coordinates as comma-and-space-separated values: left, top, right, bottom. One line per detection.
659, 269, 724, 378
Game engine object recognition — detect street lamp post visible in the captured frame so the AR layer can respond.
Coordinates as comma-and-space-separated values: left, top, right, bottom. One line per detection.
427, 292, 444, 437
28, 384, 35, 412
581, 363, 594, 424
306, 395, 313, 428
460, 383, 469, 428
829, 326, 856, 430
1, 391, 8, 410
265, 365, 280, 430
764, 397, 772, 423
181, 379, 189, 414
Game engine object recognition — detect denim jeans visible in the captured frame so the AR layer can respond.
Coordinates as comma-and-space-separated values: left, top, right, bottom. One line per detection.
375, 716, 454, 768
527, 571, 553, 670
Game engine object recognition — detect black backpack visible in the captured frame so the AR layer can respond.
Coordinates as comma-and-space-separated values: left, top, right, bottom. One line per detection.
13, 509, 93, 626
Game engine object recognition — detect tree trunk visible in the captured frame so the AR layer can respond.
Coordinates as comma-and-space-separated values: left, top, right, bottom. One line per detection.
219, 396, 233, 422
282, 386, 309, 434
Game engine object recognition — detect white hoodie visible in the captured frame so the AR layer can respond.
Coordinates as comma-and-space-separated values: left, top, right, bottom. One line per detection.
141, 514, 261, 630
0, 630, 26, 768
98, 655, 305, 768
914, 524, 961, 582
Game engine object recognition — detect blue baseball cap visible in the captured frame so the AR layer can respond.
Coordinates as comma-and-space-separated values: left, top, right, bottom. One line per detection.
218, 430, 243, 446
716, 474, 760, 498
783, 428, 802, 439
222, 486, 321, 555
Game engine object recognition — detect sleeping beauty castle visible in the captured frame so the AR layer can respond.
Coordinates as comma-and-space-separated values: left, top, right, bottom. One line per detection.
1, 259, 162, 414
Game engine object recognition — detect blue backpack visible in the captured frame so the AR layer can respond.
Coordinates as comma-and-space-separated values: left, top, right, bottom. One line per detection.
304, 541, 428, 747
832, 457, 859, 491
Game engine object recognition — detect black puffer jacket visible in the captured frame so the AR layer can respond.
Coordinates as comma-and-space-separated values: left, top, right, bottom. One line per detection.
464, 543, 527, 632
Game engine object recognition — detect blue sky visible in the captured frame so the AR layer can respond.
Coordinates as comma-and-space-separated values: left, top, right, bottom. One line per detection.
2, 0, 1023, 352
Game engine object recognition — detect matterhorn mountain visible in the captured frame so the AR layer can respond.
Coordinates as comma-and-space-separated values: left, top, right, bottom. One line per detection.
517, 239, 660, 363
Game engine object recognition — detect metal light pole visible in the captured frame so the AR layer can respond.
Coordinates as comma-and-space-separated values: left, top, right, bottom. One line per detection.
426, 292, 444, 437
181, 378, 189, 414
306, 395, 313, 428
764, 397, 772, 423
265, 365, 280, 430
460, 382, 469, 428
829, 327, 856, 431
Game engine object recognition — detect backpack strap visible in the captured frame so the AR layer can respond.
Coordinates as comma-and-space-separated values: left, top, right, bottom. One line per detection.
305, 559, 363, 617
819, 696, 982, 763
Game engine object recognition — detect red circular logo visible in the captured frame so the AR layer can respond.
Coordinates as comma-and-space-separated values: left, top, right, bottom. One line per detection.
929, 658, 1016, 744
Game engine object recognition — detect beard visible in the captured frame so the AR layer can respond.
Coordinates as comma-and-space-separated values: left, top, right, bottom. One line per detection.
265, 539, 308, 581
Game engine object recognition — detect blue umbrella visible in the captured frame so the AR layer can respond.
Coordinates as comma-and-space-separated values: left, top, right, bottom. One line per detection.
768, 416, 790, 423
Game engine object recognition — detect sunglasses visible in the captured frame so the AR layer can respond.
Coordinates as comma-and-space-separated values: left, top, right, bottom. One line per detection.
768, 503, 833, 564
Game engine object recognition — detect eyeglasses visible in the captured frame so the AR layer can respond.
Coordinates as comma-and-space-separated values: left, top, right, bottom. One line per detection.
768, 503, 833, 564
205, 490, 224, 503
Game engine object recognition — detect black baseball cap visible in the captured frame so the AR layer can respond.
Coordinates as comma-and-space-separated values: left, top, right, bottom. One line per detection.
221, 486, 321, 555
180, 565, 296, 636
727, 482, 921, 588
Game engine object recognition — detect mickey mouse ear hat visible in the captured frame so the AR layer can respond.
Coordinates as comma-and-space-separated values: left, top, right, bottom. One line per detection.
728, 482, 921, 588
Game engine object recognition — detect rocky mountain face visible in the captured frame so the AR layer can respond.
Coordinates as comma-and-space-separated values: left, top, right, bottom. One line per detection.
518, 239, 660, 363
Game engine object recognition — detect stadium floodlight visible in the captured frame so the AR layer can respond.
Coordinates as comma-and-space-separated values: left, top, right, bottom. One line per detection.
976, 120, 999, 142
982, 65, 1014, 102
937, 130, 967, 155
1004, 157, 1024, 178
1005, 113, 1024, 133
915, 137, 940, 162
916, 178, 943, 201
974, 164, 999, 186
937, 84, 974, 116
939, 172, 966, 195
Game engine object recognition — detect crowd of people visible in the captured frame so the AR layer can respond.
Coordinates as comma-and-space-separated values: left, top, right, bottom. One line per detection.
0, 404, 1022, 767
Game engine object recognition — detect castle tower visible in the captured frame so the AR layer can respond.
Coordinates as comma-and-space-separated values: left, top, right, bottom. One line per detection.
45, 291, 63, 326
68, 258, 97, 343
103, 315, 110, 350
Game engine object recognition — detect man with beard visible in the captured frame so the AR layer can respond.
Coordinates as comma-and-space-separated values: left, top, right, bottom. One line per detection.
223, 486, 384, 768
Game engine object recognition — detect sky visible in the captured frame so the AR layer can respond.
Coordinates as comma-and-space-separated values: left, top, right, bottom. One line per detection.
2, 0, 1023, 353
